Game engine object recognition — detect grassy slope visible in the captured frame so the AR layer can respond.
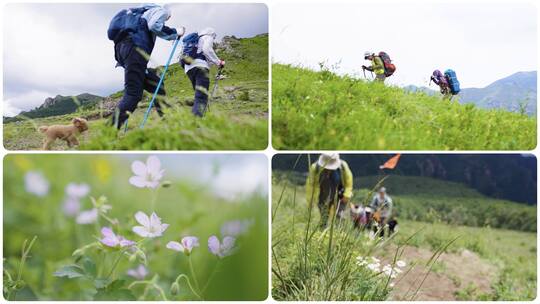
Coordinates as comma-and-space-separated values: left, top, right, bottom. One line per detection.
3, 35, 268, 151
272, 64, 536, 150
272, 174, 536, 300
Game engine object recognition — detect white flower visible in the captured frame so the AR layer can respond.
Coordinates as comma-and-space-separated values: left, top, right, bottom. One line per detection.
129, 156, 165, 189
76, 208, 98, 224
367, 263, 380, 272
208, 235, 236, 258
132, 211, 169, 238
24, 171, 49, 197
396, 260, 406, 268
356, 256, 368, 267
389, 282, 395, 288
62, 197, 81, 217
371, 256, 381, 263
65, 183, 90, 198
167, 236, 200, 255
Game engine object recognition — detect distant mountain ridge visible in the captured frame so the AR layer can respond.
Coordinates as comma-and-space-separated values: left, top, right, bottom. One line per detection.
4, 93, 102, 122
404, 71, 537, 115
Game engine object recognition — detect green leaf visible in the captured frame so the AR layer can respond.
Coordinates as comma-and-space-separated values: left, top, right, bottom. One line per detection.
93, 279, 136, 301
82, 257, 97, 278
93, 278, 112, 289
53, 265, 85, 279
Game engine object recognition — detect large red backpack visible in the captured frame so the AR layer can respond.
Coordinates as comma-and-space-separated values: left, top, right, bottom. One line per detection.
378, 51, 396, 77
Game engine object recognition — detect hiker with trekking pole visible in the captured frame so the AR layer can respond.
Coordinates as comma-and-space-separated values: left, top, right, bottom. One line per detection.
306, 153, 354, 229
107, 4, 184, 129
430, 69, 461, 101
362, 51, 396, 83
179, 28, 225, 117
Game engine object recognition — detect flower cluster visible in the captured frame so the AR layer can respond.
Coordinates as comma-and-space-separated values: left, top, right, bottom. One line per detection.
356, 256, 407, 287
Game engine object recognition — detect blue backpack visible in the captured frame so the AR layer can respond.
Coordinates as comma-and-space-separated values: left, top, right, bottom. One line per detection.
444, 69, 461, 95
180, 32, 207, 68
107, 7, 148, 42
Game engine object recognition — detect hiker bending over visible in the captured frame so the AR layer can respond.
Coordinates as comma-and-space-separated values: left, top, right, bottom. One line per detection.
363, 52, 386, 82
368, 187, 396, 237
306, 153, 353, 228
431, 70, 452, 100
108, 4, 184, 128
181, 28, 225, 117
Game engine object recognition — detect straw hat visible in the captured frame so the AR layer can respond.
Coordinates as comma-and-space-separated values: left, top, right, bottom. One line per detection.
317, 153, 342, 170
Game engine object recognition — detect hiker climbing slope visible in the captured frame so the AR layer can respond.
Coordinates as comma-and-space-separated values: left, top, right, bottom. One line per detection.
368, 187, 396, 237
362, 51, 396, 83
431, 69, 461, 101
306, 153, 353, 228
107, 4, 184, 128
180, 28, 225, 117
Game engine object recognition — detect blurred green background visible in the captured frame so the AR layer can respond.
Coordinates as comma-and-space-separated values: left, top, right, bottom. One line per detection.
3, 154, 268, 300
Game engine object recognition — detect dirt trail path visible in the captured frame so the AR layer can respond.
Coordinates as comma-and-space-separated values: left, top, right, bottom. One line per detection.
380, 245, 497, 300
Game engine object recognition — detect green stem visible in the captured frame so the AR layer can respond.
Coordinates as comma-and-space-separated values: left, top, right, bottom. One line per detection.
175, 274, 203, 300
201, 260, 220, 295
188, 256, 201, 293
128, 280, 168, 301
150, 187, 161, 212
106, 251, 125, 279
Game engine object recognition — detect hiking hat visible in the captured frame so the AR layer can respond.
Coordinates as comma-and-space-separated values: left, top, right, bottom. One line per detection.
364, 51, 372, 59
379, 187, 387, 193
317, 153, 342, 170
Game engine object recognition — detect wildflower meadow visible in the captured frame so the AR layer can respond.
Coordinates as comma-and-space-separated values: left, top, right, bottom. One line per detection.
3, 154, 268, 300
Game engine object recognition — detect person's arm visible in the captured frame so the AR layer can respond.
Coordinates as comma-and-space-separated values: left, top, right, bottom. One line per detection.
341, 162, 353, 200
144, 7, 177, 40
201, 36, 222, 66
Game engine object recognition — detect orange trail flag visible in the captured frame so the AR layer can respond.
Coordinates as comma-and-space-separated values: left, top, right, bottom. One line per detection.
379, 154, 401, 170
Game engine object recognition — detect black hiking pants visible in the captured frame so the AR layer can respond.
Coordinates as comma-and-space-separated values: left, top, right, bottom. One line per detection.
187, 67, 210, 117
113, 38, 167, 129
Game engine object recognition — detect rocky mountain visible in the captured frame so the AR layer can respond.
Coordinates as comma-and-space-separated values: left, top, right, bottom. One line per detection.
4, 93, 102, 122
404, 71, 537, 115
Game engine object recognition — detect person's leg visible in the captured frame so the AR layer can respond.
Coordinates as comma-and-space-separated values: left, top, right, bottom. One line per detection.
318, 200, 329, 228
191, 68, 210, 117
379, 217, 387, 237
144, 68, 167, 117
376, 74, 386, 82
114, 42, 147, 128
388, 219, 397, 235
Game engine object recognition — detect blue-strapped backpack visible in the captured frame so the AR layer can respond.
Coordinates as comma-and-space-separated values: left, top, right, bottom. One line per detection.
107, 7, 148, 42
444, 69, 461, 95
180, 32, 207, 68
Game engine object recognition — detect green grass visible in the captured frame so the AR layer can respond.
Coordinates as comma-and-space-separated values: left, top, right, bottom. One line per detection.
3, 34, 268, 151
272, 64, 536, 150
3, 155, 268, 300
272, 171, 537, 300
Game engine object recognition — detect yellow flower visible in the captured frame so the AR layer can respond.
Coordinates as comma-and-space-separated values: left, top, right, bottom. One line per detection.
92, 159, 111, 183
12, 155, 32, 170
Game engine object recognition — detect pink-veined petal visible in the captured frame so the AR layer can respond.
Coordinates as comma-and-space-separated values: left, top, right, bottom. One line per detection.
131, 160, 147, 176
208, 235, 220, 256
132, 226, 151, 237
129, 176, 148, 188
222, 236, 236, 256
146, 156, 161, 174
134, 211, 150, 227
166, 241, 184, 252
101, 227, 115, 238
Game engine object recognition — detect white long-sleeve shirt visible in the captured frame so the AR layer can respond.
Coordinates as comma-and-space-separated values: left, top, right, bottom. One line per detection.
141, 5, 177, 40
185, 28, 221, 73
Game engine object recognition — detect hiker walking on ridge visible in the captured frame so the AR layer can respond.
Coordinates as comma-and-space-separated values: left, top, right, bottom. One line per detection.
368, 187, 396, 237
306, 153, 354, 228
362, 51, 395, 83
107, 4, 184, 129
431, 70, 452, 100
180, 28, 225, 117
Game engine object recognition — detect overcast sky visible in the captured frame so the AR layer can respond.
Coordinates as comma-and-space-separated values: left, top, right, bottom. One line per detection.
3, 3, 268, 117
272, 2, 537, 88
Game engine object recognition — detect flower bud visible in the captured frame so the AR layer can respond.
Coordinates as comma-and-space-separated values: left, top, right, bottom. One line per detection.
170, 281, 180, 295
161, 181, 172, 188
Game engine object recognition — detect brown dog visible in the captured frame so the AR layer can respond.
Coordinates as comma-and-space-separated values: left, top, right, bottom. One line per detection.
38, 117, 89, 150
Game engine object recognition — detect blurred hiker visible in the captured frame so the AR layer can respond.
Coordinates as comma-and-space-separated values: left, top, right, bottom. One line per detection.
368, 187, 397, 237
306, 153, 353, 228
180, 28, 225, 117
350, 203, 368, 229
362, 51, 395, 82
431, 70, 452, 99
107, 4, 184, 128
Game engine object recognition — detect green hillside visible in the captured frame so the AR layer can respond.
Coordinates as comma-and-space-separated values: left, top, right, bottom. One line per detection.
272, 172, 537, 301
3, 34, 268, 151
272, 64, 536, 150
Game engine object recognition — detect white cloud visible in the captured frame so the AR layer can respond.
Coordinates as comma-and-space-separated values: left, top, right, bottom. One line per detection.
3, 90, 55, 117
272, 2, 537, 88
3, 3, 268, 116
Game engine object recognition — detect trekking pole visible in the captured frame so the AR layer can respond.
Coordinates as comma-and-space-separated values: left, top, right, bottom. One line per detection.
362, 67, 366, 79
203, 66, 223, 115
139, 37, 181, 129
